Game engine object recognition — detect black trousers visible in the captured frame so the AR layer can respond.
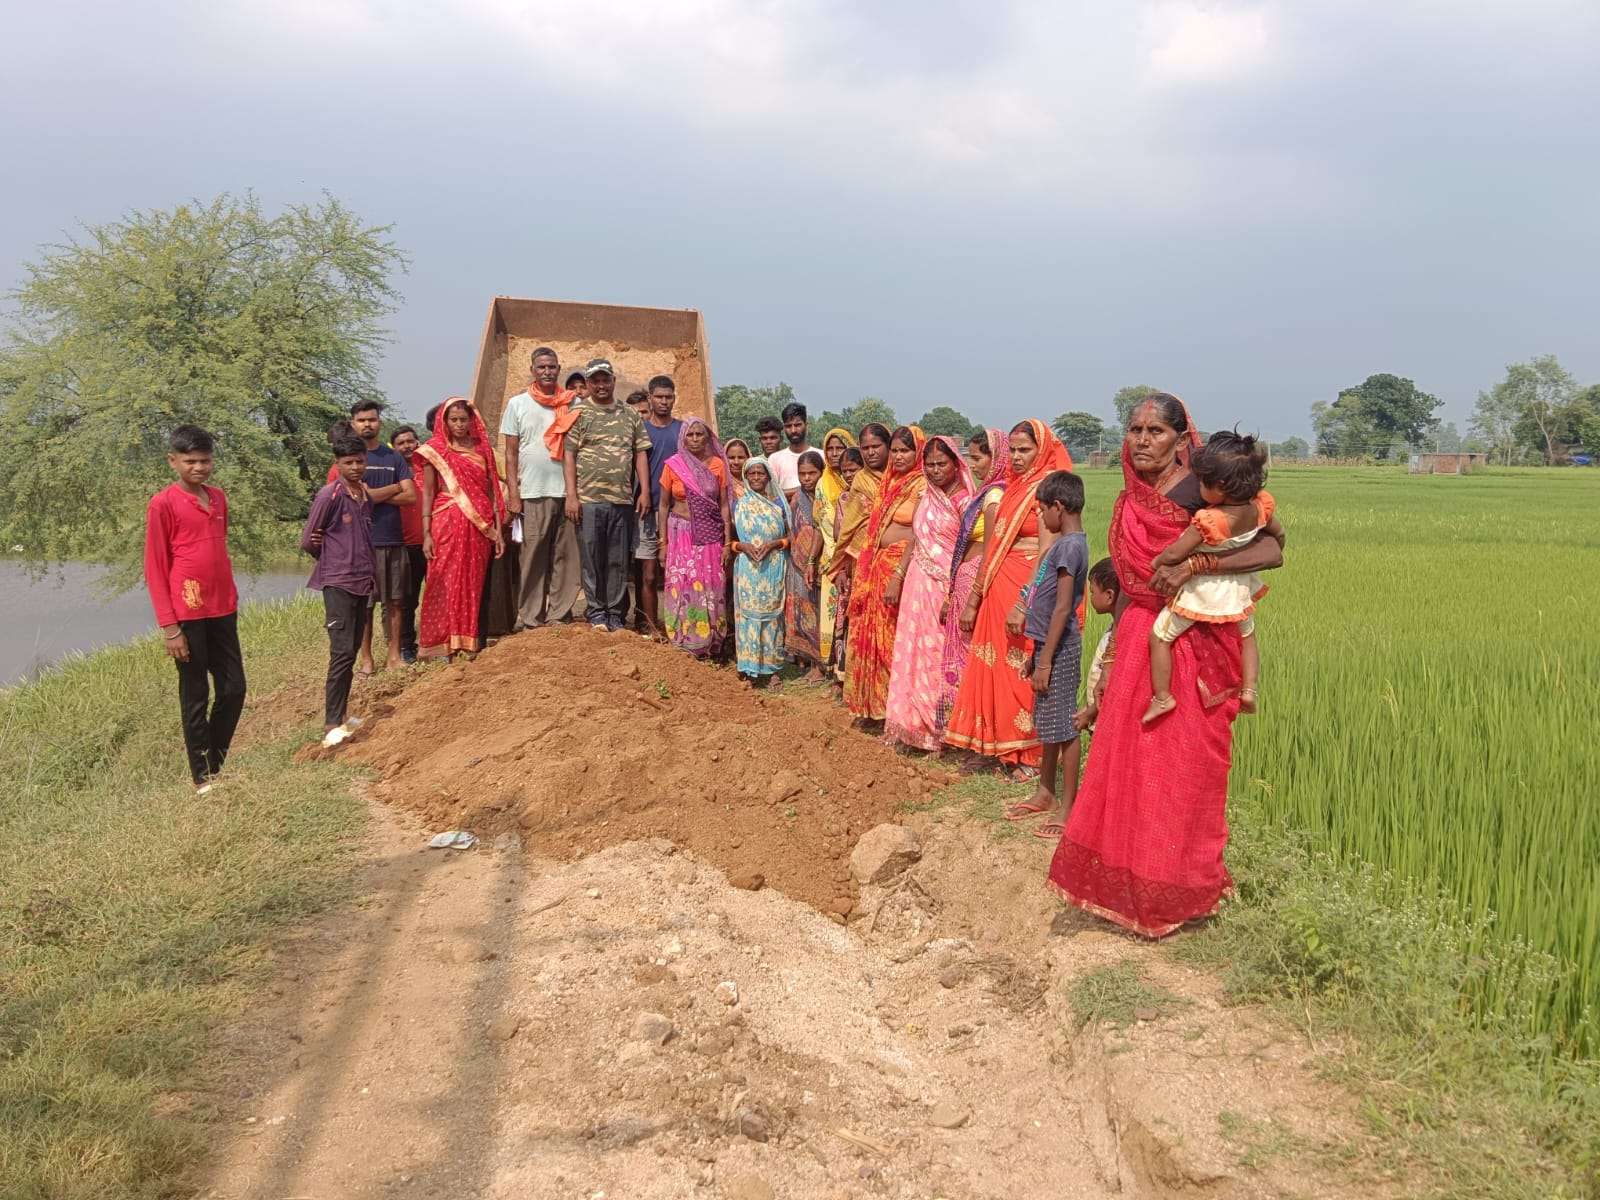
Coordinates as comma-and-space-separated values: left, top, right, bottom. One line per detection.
323, 587, 369, 727
175, 612, 247, 785
400, 544, 427, 657
578, 502, 636, 626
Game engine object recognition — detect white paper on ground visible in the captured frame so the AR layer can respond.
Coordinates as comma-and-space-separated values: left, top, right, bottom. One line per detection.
428, 830, 479, 850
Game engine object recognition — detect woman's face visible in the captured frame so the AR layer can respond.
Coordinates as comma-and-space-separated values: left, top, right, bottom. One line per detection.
1008, 429, 1038, 477
727, 442, 750, 476
924, 445, 956, 490
965, 440, 992, 481
746, 465, 770, 493
824, 435, 847, 471
859, 431, 889, 471
684, 424, 708, 455
841, 459, 861, 486
797, 459, 821, 493
888, 437, 917, 475
446, 404, 472, 440
1126, 402, 1181, 476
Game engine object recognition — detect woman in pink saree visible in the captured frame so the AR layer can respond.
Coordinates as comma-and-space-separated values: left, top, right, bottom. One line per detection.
884, 436, 975, 750
657, 417, 733, 658
939, 427, 1012, 727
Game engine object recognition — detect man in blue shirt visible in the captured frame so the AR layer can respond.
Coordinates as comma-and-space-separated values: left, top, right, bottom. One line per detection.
348, 400, 416, 672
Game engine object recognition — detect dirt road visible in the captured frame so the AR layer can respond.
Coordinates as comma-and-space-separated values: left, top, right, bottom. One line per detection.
203, 631, 1376, 1200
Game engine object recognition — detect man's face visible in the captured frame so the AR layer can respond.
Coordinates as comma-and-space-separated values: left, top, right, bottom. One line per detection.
758, 428, 782, 455
336, 453, 368, 485
352, 408, 381, 443
392, 431, 419, 457
168, 450, 214, 488
784, 414, 807, 448
649, 386, 676, 421
533, 354, 559, 389
587, 371, 615, 404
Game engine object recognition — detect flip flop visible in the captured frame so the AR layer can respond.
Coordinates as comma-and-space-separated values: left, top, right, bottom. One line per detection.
1003, 798, 1052, 822
1034, 822, 1066, 840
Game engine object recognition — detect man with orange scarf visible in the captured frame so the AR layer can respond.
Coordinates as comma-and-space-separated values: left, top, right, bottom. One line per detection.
501, 346, 581, 629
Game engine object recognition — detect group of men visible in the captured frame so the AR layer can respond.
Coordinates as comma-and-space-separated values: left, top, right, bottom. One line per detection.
501, 347, 816, 635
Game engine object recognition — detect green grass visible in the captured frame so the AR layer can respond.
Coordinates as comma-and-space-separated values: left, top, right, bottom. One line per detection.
1070, 465, 1600, 1056
0, 597, 366, 1200
1066, 961, 1188, 1031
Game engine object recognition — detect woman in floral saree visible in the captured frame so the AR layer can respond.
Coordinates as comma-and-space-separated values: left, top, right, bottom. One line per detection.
845, 425, 927, 721
784, 451, 826, 674
884, 435, 975, 750
730, 456, 790, 682
418, 398, 507, 660
657, 416, 732, 658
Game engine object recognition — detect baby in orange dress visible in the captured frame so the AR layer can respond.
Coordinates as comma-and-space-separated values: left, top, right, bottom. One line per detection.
1144, 431, 1284, 723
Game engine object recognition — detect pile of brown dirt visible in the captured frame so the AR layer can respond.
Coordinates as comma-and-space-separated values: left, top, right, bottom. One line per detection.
342, 626, 954, 914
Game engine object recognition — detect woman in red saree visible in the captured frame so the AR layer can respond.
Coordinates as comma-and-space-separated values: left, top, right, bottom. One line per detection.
418, 398, 506, 660
1048, 393, 1283, 937
844, 425, 926, 722
941, 420, 1071, 778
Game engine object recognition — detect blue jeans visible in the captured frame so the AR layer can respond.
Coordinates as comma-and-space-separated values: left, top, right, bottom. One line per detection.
578, 502, 636, 627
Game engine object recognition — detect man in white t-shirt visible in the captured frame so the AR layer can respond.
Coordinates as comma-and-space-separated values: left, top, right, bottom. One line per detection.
501, 346, 581, 628
765, 401, 812, 499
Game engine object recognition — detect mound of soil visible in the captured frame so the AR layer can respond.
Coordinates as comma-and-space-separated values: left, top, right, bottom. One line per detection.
344, 626, 954, 913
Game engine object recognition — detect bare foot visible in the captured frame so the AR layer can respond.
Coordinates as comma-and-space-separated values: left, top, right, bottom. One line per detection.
803, 667, 824, 683
1142, 694, 1177, 724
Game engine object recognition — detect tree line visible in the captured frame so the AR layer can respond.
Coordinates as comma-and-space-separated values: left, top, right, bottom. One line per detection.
4, 194, 1591, 588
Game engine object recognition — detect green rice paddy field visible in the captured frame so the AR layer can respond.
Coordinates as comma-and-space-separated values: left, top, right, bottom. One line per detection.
1075, 464, 1600, 1055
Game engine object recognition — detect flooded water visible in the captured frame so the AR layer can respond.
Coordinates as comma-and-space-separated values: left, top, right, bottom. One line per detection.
0, 561, 307, 686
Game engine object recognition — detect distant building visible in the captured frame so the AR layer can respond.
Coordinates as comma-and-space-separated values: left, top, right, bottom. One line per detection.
1409, 451, 1488, 475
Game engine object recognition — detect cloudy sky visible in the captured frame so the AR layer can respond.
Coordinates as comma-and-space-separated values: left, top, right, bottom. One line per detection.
3, 0, 1597, 436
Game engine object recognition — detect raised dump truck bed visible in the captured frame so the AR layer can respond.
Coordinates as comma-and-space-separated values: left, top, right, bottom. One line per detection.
468, 297, 715, 437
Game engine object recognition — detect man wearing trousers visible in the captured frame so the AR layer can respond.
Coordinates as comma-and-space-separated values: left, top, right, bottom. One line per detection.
502, 346, 581, 628
562, 358, 651, 631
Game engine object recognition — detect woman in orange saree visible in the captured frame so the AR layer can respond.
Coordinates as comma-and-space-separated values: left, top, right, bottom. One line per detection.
823, 423, 889, 685
941, 419, 1072, 778
845, 425, 926, 721
417, 398, 507, 660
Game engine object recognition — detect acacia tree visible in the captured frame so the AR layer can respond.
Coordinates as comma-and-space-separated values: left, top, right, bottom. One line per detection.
0, 194, 404, 583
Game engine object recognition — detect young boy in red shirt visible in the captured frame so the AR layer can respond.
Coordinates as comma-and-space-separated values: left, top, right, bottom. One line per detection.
143, 425, 245, 794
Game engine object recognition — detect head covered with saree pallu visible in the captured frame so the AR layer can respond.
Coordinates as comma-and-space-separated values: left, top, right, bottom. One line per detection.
977, 419, 1072, 595
417, 396, 507, 535
949, 426, 1013, 591
823, 423, 889, 573
911, 435, 977, 583
738, 455, 791, 530
1108, 393, 1241, 707
860, 425, 929, 551
664, 416, 730, 546
816, 426, 857, 512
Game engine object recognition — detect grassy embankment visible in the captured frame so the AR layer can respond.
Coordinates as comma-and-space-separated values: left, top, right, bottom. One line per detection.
933, 464, 1600, 1198
0, 596, 365, 1200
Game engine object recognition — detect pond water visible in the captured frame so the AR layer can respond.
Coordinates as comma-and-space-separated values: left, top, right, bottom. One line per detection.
0, 561, 307, 686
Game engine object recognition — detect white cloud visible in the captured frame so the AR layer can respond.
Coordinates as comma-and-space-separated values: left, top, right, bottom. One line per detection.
1140, 2, 1273, 86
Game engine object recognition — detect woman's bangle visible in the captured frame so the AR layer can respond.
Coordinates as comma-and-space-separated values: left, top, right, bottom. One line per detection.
165, 631, 184, 640
1188, 553, 1219, 576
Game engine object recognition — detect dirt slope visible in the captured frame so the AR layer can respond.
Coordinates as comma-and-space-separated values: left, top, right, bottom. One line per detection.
205, 628, 1385, 1200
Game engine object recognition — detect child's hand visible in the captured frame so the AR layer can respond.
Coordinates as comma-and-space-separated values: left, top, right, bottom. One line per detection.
1074, 704, 1097, 732
1031, 661, 1051, 696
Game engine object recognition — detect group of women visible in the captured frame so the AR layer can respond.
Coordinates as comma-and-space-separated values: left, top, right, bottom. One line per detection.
409, 391, 1279, 940
651, 395, 1280, 940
